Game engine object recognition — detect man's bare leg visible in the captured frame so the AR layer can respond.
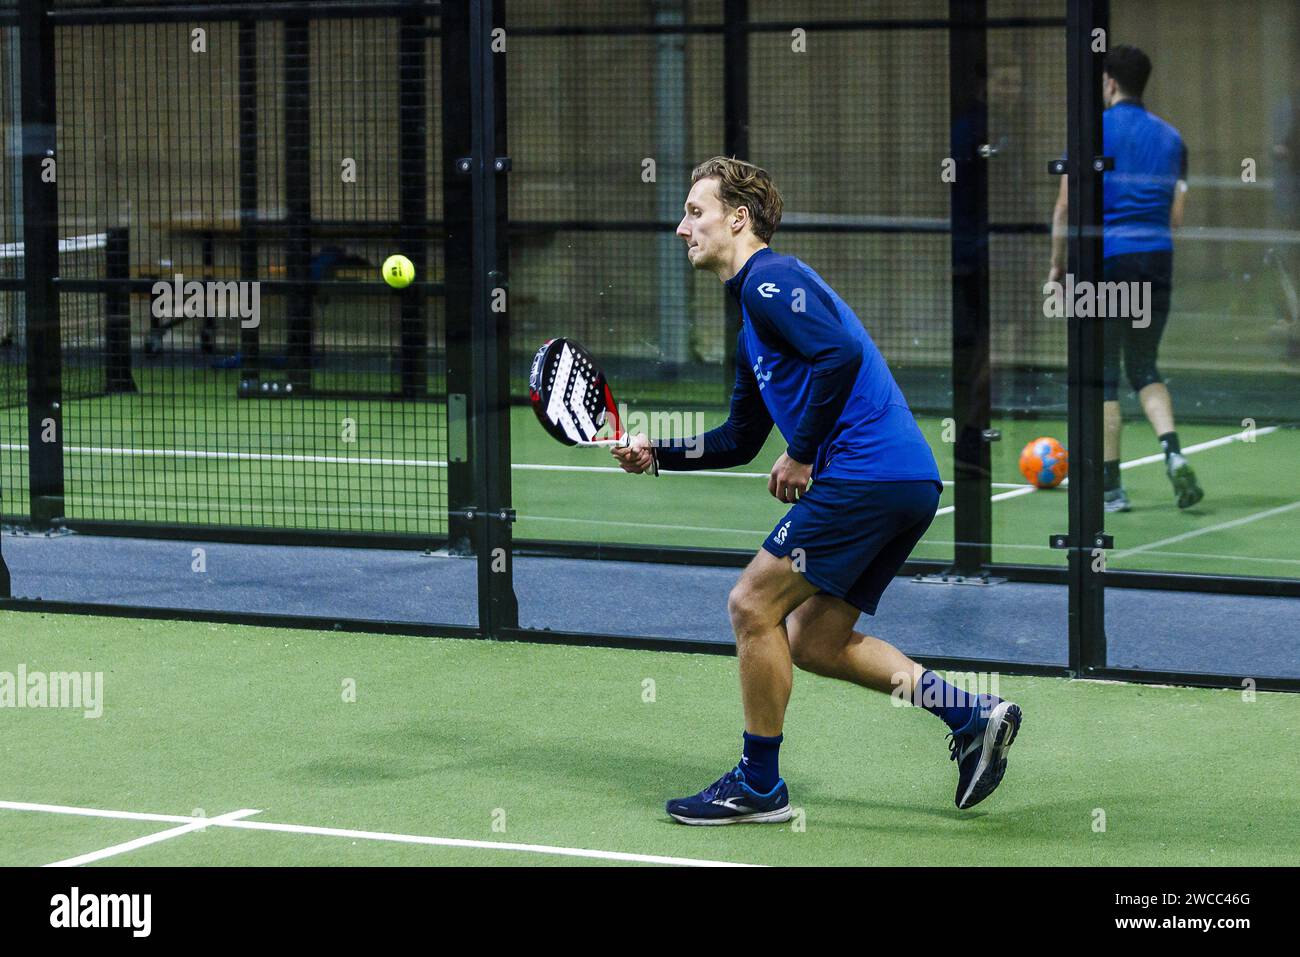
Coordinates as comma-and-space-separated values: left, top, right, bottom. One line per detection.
663, 549, 817, 825
1137, 381, 1175, 437
784, 592, 1023, 811
1104, 399, 1123, 461
1137, 381, 1203, 507
785, 593, 925, 698
1104, 400, 1132, 511
727, 549, 820, 736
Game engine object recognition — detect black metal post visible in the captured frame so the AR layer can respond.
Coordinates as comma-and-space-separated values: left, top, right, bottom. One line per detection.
949, 0, 992, 576
19, 0, 63, 528
104, 227, 136, 393
1066, 0, 1108, 675
467, 0, 517, 633
0, 464, 8, 595
398, 10, 429, 398
283, 16, 313, 393
442, 0, 475, 556
722, 0, 748, 395
238, 17, 261, 380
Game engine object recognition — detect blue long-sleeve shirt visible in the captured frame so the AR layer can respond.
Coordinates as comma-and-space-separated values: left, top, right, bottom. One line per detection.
655, 247, 940, 483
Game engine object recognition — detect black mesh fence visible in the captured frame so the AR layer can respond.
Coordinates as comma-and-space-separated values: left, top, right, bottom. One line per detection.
504, 1, 1069, 419
3, 5, 450, 535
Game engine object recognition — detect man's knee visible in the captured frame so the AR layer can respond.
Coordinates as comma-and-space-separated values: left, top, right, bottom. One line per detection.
787, 629, 826, 672
1127, 364, 1161, 394
728, 582, 770, 642
785, 610, 845, 674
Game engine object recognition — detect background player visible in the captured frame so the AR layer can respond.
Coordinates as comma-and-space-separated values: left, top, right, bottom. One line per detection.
613, 156, 1023, 823
1049, 44, 1204, 512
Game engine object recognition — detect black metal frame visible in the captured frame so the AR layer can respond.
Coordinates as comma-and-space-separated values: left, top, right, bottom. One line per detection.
1, 0, 1295, 693
1065, 0, 1108, 677
18, 0, 63, 529
949, 0, 993, 576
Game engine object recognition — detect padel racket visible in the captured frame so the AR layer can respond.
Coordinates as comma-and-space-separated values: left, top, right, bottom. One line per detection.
528, 337, 658, 475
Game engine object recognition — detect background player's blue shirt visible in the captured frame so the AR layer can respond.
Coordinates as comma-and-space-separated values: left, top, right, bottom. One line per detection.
655, 247, 940, 484
1103, 100, 1187, 258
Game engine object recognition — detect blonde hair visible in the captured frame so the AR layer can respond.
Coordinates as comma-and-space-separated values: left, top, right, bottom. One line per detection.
690, 156, 783, 243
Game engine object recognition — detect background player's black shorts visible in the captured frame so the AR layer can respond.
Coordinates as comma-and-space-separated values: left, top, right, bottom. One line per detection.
1103, 250, 1173, 400
762, 477, 941, 615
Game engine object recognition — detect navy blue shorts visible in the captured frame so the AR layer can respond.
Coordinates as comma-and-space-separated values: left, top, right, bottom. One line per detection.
761, 477, 941, 615
1102, 251, 1172, 401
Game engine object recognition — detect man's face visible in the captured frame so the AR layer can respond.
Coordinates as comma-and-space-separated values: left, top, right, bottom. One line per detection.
1102, 72, 1118, 107
676, 177, 739, 272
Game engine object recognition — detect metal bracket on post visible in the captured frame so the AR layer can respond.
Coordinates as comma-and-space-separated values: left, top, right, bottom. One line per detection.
454, 156, 511, 175
447, 507, 516, 525
1048, 159, 1068, 175
981, 428, 1001, 442
1092, 155, 1114, 172
913, 566, 1007, 586
1051, 533, 1113, 550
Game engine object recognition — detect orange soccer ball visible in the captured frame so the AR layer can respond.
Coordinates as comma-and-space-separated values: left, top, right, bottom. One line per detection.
1019, 436, 1069, 489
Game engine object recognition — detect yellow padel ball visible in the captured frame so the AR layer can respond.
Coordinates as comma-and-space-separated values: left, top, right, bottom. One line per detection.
382, 254, 415, 289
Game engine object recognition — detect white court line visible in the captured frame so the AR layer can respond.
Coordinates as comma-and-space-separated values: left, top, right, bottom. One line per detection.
0, 442, 1026, 486
216, 818, 759, 867
0, 443, 448, 469
0, 426, 1279, 475
518, 463, 1024, 488
1110, 500, 1300, 561
43, 808, 261, 868
0, 800, 193, 825
520, 514, 772, 536
0, 799, 757, 868
0, 426, 1278, 532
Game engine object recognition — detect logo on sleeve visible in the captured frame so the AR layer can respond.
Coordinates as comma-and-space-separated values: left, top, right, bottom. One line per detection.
756, 282, 781, 299
752, 355, 772, 390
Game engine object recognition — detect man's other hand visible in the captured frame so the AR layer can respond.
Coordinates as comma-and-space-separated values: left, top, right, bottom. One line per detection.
769, 452, 812, 503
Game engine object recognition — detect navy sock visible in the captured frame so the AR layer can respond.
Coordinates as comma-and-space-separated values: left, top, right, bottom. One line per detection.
1159, 432, 1181, 460
914, 670, 983, 732
740, 731, 782, 793
1103, 459, 1121, 491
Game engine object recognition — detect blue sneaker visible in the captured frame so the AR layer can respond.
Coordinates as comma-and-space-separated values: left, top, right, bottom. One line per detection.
948, 697, 1023, 810
666, 766, 793, 826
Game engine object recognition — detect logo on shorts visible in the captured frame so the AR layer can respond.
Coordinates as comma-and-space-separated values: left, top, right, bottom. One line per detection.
774, 520, 791, 546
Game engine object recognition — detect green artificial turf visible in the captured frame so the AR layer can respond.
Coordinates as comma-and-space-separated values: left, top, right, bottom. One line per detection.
2, 612, 1295, 867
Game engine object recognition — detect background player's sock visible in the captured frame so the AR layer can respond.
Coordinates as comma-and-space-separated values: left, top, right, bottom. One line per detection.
914, 670, 981, 731
1103, 459, 1121, 491
740, 731, 782, 793
1159, 432, 1181, 461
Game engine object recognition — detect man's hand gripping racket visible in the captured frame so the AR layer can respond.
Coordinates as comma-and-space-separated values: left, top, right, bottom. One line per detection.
528, 338, 659, 476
